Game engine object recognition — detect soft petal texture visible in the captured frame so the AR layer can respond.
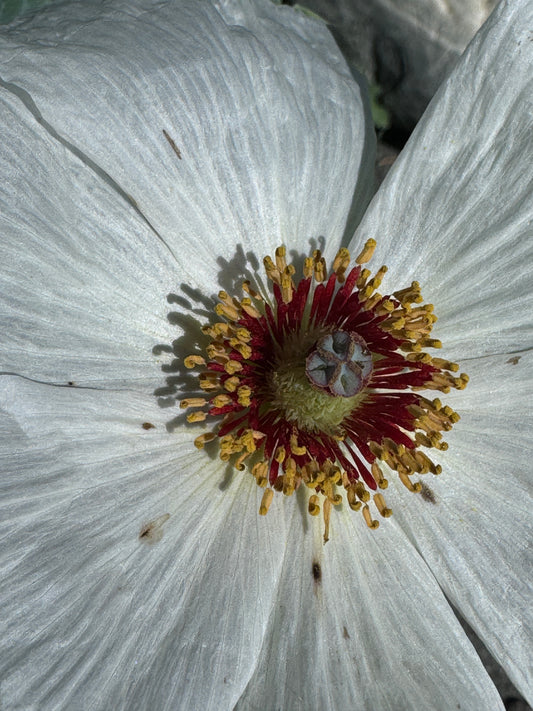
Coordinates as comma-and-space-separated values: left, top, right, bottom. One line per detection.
351, 0, 533, 360
0, 375, 504, 711
0, 0, 372, 387
0, 0, 373, 282
388, 351, 533, 704
234, 498, 503, 711
0, 90, 179, 387
0, 374, 291, 711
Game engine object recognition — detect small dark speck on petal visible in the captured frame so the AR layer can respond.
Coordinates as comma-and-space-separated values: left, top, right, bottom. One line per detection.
312, 561, 321, 583
139, 513, 170, 543
343, 626, 350, 639
506, 356, 521, 365
420, 481, 437, 504
142, 422, 155, 430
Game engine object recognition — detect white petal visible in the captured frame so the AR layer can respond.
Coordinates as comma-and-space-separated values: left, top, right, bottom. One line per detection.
235, 497, 503, 711
308, 0, 495, 130
0, 375, 289, 710
0, 90, 180, 387
388, 351, 533, 704
351, 0, 533, 359
0, 0, 372, 274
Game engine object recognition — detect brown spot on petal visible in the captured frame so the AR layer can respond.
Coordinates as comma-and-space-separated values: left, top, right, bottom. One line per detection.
420, 481, 437, 504
343, 626, 350, 639
163, 129, 182, 159
312, 560, 322, 583
506, 356, 521, 365
142, 422, 155, 430
139, 513, 170, 544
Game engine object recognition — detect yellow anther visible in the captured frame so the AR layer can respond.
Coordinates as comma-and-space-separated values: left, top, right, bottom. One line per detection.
399, 470, 422, 493
263, 255, 279, 282
367, 265, 387, 291
346, 485, 363, 511
186, 411, 207, 423
240, 298, 262, 319
374, 493, 392, 517
229, 340, 252, 359
353, 481, 370, 502
355, 238, 377, 264
303, 257, 314, 278
371, 461, 388, 489
314, 256, 326, 282
259, 488, 274, 515
252, 461, 268, 488
180, 397, 207, 409
198, 378, 219, 392
215, 302, 240, 321
223, 376, 240, 392
275, 446, 286, 463
224, 360, 243, 374
237, 386, 252, 406
308, 494, 320, 516
234, 327, 252, 342
184, 355, 206, 369
430, 358, 459, 372
242, 281, 263, 301
419, 338, 442, 349
406, 352, 432, 364
194, 432, 217, 449
206, 343, 227, 359
281, 270, 294, 304
211, 394, 232, 408
240, 430, 258, 453
356, 268, 371, 288
393, 281, 422, 304
290, 434, 307, 456
415, 432, 433, 448
375, 299, 395, 315
361, 293, 383, 311
362, 505, 379, 529
275, 245, 287, 272
323, 498, 332, 543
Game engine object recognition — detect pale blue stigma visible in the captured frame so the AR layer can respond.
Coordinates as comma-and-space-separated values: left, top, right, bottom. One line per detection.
305, 331, 373, 397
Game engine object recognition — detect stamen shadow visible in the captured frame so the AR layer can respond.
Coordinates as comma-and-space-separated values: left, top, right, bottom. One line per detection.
151, 239, 332, 491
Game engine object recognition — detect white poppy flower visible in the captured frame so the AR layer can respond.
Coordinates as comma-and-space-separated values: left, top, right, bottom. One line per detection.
1, 1, 531, 710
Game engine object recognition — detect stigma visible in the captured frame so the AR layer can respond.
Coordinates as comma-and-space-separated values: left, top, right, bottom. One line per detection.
181, 241, 467, 541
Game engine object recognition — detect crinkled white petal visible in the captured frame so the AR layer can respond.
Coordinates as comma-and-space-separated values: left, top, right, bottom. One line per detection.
234, 495, 503, 711
0, 90, 181, 387
0, 375, 289, 711
387, 351, 533, 705
0, 0, 372, 282
351, 0, 533, 359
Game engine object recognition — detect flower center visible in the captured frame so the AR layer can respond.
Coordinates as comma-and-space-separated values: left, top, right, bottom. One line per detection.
306, 331, 373, 397
181, 241, 468, 541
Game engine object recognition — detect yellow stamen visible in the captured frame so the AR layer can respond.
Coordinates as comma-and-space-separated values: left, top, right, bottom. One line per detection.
259, 488, 274, 515
323, 498, 332, 543
184, 355, 206, 369
194, 432, 217, 449
180, 397, 207, 409
362, 504, 379, 529
308, 494, 320, 516
374, 492, 392, 517
187, 411, 207, 423
355, 238, 377, 264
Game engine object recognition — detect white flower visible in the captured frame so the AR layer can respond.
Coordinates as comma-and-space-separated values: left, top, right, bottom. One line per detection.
1, 1, 531, 710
